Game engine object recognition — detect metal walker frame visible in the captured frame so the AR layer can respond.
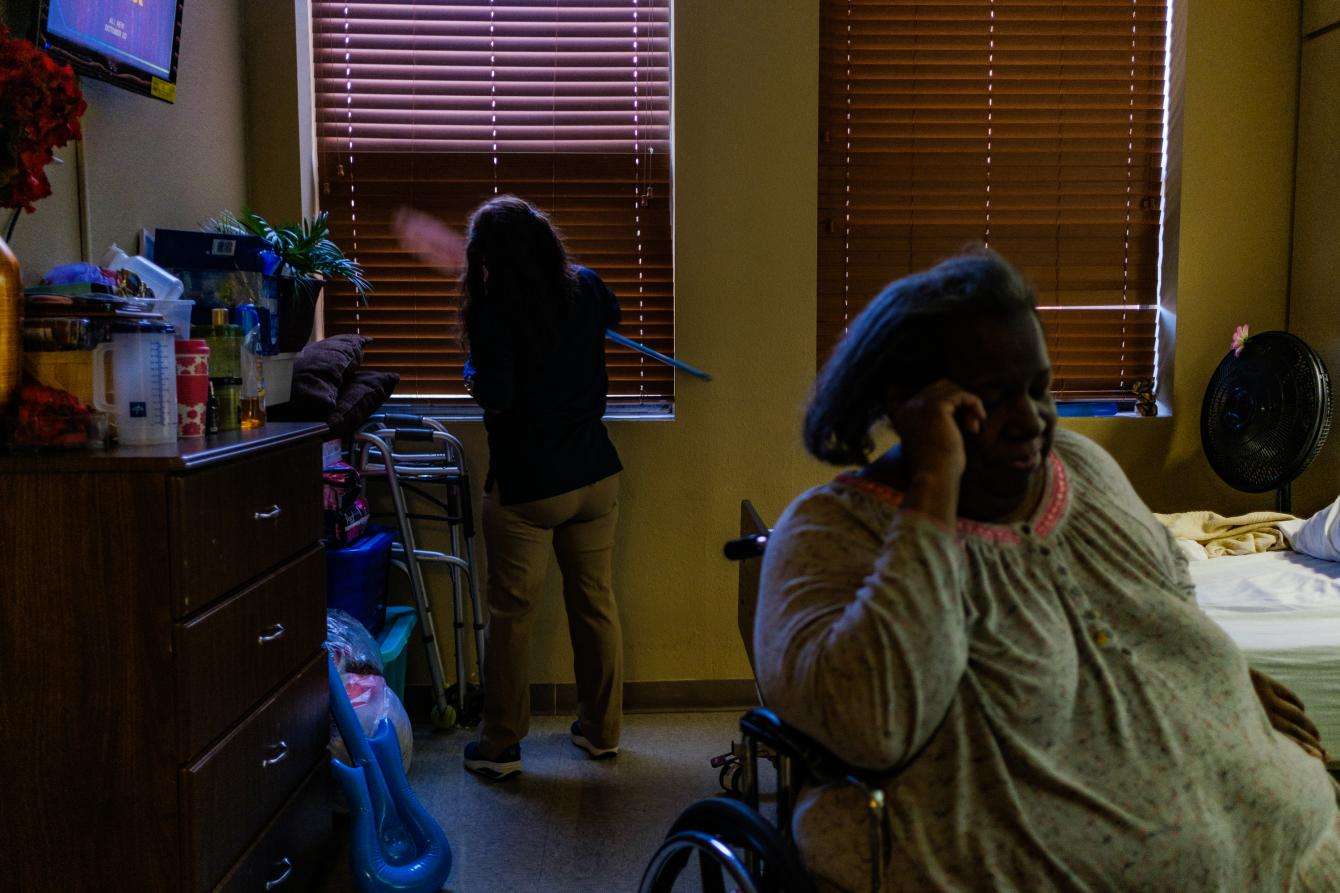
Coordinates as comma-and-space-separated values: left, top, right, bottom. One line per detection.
353, 414, 486, 729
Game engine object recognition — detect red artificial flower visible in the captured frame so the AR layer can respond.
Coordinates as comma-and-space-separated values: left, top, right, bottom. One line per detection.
0, 26, 86, 214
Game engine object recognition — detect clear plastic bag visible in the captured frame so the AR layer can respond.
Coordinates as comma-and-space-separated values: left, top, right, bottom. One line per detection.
325, 608, 384, 676
330, 672, 414, 773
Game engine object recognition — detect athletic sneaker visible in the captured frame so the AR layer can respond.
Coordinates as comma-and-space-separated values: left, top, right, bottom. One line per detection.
569, 721, 619, 760
463, 741, 522, 781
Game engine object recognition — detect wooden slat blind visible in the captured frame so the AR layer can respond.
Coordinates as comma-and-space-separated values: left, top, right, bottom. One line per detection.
818, 0, 1169, 399
313, 1, 673, 404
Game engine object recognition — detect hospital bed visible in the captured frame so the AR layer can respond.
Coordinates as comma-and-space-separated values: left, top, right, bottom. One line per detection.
1192, 550, 1340, 771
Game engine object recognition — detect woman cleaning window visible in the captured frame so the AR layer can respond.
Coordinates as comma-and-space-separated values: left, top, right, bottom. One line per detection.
398, 196, 624, 781
754, 249, 1339, 890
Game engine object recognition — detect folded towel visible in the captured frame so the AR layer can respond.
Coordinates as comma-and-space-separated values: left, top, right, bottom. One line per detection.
1154, 509, 1297, 558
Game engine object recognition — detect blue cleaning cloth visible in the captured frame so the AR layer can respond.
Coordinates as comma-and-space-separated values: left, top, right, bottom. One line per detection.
42, 263, 117, 288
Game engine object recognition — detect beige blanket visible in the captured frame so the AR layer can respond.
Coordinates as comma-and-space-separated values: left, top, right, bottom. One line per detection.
1155, 510, 1297, 558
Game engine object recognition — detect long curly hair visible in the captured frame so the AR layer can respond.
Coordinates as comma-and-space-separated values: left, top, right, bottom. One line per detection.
804, 249, 1039, 466
460, 195, 577, 359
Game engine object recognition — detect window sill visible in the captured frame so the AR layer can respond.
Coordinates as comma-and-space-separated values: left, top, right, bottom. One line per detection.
1056, 400, 1171, 420
379, 401, 675, 423
1061, 409, 1173, 421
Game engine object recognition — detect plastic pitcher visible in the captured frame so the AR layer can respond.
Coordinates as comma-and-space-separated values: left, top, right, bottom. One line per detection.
92, 320, 179, 445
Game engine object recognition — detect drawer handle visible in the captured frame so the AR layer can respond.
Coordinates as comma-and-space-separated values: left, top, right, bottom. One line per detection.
264, 857, 293, 890
261, 739, 290, 768
254, 504, 283, 521
257, 623, 287, 644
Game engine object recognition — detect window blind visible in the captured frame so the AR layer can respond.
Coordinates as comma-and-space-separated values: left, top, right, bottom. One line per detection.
312, 1, 673, 404
818, 0, 1169, 400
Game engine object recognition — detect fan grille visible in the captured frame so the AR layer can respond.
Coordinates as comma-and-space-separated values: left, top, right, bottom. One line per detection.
1201, 332, 1332, 493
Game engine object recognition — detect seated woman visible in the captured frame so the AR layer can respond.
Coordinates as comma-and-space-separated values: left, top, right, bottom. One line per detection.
754, 250, 1339, 891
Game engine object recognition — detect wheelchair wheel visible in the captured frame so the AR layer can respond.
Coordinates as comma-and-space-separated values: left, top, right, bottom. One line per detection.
639, 797, 814, 893
641, 830, 759, 893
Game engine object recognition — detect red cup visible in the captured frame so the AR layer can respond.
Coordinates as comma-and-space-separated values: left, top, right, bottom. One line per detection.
175, 339, 210, 376
177, 374, 210, 403
176, 340, 211, 438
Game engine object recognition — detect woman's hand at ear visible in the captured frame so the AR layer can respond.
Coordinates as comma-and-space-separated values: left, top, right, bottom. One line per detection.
888, 379, 986, 529
1250, 668, 1328, 763
393, 207, 467, 275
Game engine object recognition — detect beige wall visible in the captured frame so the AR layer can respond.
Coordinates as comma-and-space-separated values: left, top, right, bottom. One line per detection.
1068, 0, 1302, 516
411, 0, 1306, 687
12, 0, 1301, 685
2, 0, 250, 284
240, 0, 317, 224
1304, 0, 1340, 33
1290, 4, 1340, 515
405, 0, 827, 687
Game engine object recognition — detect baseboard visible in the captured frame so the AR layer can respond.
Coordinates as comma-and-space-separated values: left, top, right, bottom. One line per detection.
528, 679, 759, 715
403, 678, 758, 719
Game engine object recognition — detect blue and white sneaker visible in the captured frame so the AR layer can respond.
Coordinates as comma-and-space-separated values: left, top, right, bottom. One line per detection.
569, 721, 619, 760
463, 741, 522, 781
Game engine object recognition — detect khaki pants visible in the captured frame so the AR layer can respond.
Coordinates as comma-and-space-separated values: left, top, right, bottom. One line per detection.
480, 473, 623, 753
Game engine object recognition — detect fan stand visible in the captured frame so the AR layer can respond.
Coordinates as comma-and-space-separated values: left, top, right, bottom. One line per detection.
1276, 482, 1292, 515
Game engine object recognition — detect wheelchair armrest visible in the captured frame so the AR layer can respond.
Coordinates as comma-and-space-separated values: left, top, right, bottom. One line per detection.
740, 708, 892, 789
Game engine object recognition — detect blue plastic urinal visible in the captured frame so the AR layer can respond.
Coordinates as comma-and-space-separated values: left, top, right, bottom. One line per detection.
328, 656, 453, 892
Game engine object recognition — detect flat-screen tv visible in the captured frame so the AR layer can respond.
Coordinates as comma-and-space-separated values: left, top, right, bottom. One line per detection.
36, 0, 185, 103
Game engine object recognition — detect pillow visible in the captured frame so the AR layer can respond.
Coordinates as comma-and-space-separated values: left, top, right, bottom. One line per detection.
288, 334, 369, 414
1281, 497, 1340, 562
327, 369, 400, 436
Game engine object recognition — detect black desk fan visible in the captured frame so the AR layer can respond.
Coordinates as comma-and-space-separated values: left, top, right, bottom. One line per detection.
1201, 330, 1333, 513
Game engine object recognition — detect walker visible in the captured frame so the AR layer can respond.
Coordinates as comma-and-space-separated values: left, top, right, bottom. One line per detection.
354, 414, 486, 729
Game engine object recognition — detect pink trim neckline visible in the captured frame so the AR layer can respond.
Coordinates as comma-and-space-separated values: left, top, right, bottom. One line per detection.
835, 451, 1070, 546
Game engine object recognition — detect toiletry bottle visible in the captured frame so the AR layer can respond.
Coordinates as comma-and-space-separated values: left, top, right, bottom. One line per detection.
237, 304, 267, 429
203, 308, 242, 380
205, 380, 220, 435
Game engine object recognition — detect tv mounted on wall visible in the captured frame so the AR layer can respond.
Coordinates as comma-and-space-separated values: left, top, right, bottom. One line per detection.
36, 0, 185, 103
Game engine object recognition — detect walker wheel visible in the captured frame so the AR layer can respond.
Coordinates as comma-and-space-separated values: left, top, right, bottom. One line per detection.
446, 681, 485, 728
431, 702, 457, 730
719, 762, 745, 797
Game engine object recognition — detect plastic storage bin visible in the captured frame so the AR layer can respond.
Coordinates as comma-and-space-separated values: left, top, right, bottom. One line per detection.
262, 351, 298, 406
146, 299, 195, 340
377, 605, 418, 702
326, 526, 395, 637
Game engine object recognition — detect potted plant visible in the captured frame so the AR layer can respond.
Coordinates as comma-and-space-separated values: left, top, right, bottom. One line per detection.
206, 210, 371, 352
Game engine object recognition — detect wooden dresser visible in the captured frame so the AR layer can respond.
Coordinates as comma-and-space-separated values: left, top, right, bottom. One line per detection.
0, 422, 335, 891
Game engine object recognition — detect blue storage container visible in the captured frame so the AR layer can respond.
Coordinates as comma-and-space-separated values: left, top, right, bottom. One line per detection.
326, 525, 395, 636
378, 606, 418, 701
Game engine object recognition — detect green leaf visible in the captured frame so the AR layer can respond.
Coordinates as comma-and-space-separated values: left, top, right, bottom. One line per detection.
203, 208, 372, 299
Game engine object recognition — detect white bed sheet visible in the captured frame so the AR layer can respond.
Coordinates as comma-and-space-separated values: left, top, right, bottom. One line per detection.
1191, 550, 1340, 766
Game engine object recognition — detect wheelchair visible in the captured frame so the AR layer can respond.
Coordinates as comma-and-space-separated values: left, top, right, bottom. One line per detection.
639, 501, 891, 893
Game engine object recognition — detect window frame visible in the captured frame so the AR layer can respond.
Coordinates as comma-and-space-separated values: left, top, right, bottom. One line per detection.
814, 0, 1185, 417
308, 0, 678, 418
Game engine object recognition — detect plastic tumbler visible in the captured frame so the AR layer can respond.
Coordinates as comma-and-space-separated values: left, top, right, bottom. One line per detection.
175, 339, 211, 438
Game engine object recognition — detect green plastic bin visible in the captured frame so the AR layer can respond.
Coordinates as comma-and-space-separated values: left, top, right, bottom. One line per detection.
377, 605, 418, 701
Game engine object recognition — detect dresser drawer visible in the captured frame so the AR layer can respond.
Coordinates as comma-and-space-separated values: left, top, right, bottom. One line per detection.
184, 655, 329, 892
176, 546, 326, 759
213, 762, 332, 893
170, 440, 322, 616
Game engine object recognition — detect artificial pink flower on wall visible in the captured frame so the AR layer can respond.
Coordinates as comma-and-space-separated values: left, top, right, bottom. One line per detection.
1231, 324, 1250, 358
